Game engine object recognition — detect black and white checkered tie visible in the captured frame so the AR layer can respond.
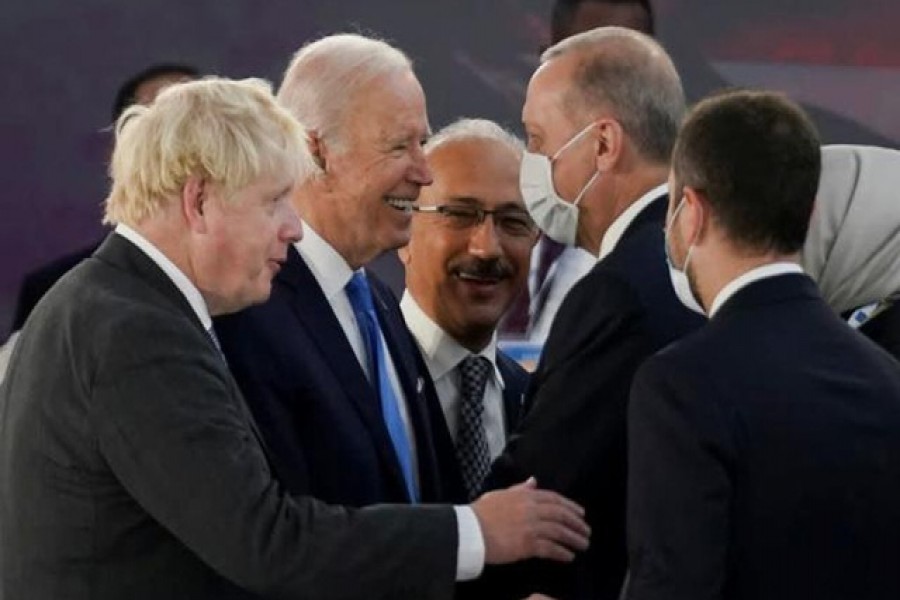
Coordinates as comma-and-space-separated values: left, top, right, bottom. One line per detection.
456, 355, 492, 500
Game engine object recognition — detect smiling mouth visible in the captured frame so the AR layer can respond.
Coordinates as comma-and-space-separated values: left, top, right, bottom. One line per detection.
456, 272, 503, 285
384, 196, 416, 213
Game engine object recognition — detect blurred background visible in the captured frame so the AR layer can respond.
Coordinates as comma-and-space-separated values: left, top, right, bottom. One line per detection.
2, 0, 897, 337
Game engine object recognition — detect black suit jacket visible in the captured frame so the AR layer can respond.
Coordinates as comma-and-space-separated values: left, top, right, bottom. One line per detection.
497, 350, 527, 432
627, 273, 900, 600
481, 195, 705, 599
0, 233, 457, 600
215, 246, 459, 505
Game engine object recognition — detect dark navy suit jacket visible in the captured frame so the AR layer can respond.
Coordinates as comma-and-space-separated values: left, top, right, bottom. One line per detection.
496, 350, 527, 432
628, 273, 900, 600
480, 195, 705, 600
215, 247, 460, 506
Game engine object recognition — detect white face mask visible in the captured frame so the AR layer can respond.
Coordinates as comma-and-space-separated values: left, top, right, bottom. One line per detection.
520, 123, 600, 246
664, 197, 706, 315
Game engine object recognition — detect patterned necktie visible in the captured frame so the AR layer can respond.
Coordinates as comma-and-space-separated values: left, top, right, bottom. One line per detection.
456, 355, 492, 500
345, 271, 417, 502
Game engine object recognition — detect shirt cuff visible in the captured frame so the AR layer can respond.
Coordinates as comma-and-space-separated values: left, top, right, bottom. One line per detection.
453, 505, 485, 581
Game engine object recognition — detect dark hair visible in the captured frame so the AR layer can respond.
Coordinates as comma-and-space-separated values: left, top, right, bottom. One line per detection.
112, 63, 200, 121
551, 0, 654, 43
672, 89, 821, 254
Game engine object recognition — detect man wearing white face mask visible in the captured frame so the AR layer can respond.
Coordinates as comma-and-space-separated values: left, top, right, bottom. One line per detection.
481, 27, 705, 600
628, 89, 900, 600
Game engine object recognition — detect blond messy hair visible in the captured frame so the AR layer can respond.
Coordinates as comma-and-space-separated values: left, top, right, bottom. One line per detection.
104, 77, 312, 226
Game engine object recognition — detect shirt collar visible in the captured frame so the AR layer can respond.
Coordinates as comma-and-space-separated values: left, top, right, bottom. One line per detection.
709, 262, 805, 317
295, 221, 355, 300
400, 291, 505, 388
115, 223, 212, 331
598, 183, 668, 261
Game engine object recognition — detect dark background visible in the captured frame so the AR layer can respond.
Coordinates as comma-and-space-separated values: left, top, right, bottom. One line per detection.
2, 0, 897, 337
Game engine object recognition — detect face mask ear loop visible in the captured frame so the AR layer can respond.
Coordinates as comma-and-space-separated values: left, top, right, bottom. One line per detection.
551, 121, 598, 162
573, 171, 600, 207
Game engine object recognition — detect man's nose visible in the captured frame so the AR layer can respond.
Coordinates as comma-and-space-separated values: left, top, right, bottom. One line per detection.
408, 144, 433, 186
468, 214, 503, 259
280, 203, 303, 244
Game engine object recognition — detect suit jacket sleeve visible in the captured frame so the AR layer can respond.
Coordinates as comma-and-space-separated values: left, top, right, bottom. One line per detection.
626, 354, 733, 600
90, 310, 457, 600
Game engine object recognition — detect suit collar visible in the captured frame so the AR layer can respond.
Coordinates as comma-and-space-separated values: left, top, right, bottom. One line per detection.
94, 233, 206, 335
714, 272, 820, 320
114, 224, 212, 331
294, 221, 354, 302
709, 262, 805, 317
598, 183, 667, 260
399, 291, 504, 389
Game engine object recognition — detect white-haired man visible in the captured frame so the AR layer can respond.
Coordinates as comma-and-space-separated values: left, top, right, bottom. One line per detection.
0, 77, 589, 600
399, 118, 538, 500
215, 34, 590, 589
482, 27, 705, 599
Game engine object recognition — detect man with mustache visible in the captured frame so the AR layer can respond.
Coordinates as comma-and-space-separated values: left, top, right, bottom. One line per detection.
215, 36, 592, 585
399, 118, 538, 501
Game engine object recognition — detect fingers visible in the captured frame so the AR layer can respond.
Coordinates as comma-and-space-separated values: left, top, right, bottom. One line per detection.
535, 519, 590, 553
530, 488, 586, 517
532, 538, 576, 563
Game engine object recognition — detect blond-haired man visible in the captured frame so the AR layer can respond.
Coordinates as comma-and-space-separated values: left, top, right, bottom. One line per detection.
0, 77, 589, 600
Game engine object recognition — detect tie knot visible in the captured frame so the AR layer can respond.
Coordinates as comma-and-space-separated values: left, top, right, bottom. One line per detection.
345, 271, 375, 315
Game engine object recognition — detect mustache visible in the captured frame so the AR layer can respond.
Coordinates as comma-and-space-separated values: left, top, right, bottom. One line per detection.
451, 258, 514, 280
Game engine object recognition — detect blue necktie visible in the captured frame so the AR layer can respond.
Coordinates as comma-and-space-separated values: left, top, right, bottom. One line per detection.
345, 271, 417, 502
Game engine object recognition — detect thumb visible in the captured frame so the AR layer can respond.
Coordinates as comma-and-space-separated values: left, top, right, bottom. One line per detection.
512, 476, 538, 491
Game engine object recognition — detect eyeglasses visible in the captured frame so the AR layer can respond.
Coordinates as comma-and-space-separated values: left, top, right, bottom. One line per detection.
413, 204, 537, 238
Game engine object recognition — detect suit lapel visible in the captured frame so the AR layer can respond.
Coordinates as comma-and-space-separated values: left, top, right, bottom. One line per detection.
497, 352, 526, 433
368, 274, 444, 501
276, 249, 410, 498
95, 233, 274, 461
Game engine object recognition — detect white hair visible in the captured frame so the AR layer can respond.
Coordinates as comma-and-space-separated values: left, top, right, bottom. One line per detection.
277, 33, 412, 150
425, 118, 524, 158
541, 26, 684, 163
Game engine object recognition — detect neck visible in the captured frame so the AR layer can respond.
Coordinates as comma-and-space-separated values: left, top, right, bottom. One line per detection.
695, 248, 800, 312
456, 330, 493, 355
294, 184, 374, 269
578, 163, 667, 255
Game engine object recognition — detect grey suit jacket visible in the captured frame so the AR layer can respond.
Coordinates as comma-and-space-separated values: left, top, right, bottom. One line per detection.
0, 233, 457, 600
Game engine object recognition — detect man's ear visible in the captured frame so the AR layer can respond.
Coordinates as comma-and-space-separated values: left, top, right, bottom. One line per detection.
594, 117, 624, 172
182, 175, 208, 233
681, 186, 708, 245
307, 130, 327, 171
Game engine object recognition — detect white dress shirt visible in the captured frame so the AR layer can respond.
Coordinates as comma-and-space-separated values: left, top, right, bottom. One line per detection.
116, 224, 211, 329
400, 292, 508, 459
527, 242, 596, 343
298, 223, 485, 580
709, 262, 805, 317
